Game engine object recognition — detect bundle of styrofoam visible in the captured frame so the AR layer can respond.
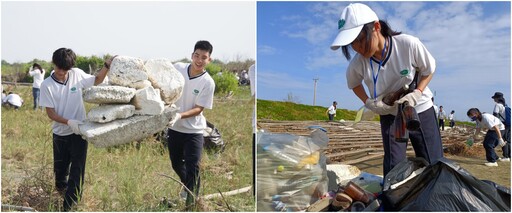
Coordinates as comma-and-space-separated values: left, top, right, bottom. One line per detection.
79, 56, 185, 148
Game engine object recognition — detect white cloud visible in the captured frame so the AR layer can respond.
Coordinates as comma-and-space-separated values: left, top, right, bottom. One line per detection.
258, 45, 277, 55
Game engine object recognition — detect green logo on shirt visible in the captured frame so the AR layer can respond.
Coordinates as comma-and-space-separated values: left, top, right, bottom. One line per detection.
193, 89, 199, 95
400, 69, 410, 76
71, 87, 77, 92
338, 19, 345, 29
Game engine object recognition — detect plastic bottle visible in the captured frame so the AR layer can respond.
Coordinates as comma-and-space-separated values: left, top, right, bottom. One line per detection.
263, 145, 299, 165
394, 104, 409, 143
344, 181, 370, 203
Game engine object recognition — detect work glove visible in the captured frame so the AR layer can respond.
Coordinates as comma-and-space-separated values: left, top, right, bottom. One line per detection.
396, 89, 422, 107
168, 113, 182, 127
498, 138, 506, 147
67, 119, 83, 135
365, 97, 395, 115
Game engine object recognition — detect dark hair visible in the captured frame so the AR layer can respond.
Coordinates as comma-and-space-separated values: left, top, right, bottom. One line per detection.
451, 110, 455, 113
33, 63, 43, 74
467, 108, 480, 117
341, 20, 401, 60
497, 97, 506, 105
52, 48, 76, 70
194, 40, 213, 56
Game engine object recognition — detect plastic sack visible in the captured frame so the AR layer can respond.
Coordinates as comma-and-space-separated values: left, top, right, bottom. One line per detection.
203, 121, 225, 153
382, 157, 511, 211
256, 128, 329, 211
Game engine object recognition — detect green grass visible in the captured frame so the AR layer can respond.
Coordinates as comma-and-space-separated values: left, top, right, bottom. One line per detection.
257, 99, 358, 121
1, 85, 255, 212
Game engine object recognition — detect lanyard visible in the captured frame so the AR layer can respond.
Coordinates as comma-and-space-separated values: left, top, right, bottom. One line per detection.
370, 37, 388, 99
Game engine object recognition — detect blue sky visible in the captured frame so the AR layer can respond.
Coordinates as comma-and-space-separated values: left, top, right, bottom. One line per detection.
257, 1, 511, 121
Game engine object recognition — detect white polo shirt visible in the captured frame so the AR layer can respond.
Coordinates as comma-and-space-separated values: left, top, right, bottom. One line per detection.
477, 113, 505, 131
39, 68, 95, 136
29, 69, 46, 89
493, 103, 506, 122
171, 62, 215, 134
328, 105, 336, 115
5, 94, 23, 107
346, 34, 435, 114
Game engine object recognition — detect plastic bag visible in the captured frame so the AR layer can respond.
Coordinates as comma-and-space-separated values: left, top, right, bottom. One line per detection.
203, 121, 225, 153
382, 157, 511, 211
256, 128, 329, 211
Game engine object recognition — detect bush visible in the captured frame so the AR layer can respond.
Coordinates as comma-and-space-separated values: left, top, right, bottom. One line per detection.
212, 72, 238, 95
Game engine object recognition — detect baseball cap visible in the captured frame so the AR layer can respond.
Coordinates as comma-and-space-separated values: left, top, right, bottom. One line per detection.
331, 3, 379, 50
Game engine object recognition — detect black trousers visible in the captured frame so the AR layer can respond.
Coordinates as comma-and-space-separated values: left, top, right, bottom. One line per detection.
439, 119, 445, 130
167, 129, 203, 204
53, 133, 88, 211
380, 107, 444, 177
328, 114, 335, 121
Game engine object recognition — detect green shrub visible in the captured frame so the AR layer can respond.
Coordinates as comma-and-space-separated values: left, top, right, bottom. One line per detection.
212, 72, 238, 95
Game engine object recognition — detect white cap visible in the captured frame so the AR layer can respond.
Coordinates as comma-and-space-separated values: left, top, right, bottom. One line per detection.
330, 3, 379, 50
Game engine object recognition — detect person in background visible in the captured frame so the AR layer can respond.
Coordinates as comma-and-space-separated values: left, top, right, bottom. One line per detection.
449, 110, 455, 128
467, 108, 506, 166
28, 63, 46, 110
166, 40, 215, 208
491, 92, 510, 162
330, 3, 443, 177
438, 106, 446, 131
39, 48, 116, 211
326, 101, 338, 121
4, 92, 24, 110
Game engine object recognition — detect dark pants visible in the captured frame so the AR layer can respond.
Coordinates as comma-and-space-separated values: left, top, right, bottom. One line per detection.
503, 126, 511, 158
167, 129, 203, 205
449, 120, 455, 128
53, 133, 88, 211
439, 119, 445, 131
483, 130, 503, 162
380, 106, 443, 177
32, 87, 40, 110
328, 114, 335, 121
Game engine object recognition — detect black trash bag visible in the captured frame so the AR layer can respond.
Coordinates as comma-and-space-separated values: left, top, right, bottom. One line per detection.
203, 121, 225, 153
382, 157, 510, 211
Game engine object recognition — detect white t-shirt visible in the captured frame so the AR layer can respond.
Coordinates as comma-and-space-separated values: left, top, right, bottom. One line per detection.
493, 103, 506, 122
346, 34, 435, 114
39, 68, 95, 136
438, 110, 446, 120
5, 94, 23, 107
477, 113, 505, 131
171, 62, 215, 134
29, 68, 46, 88
328, 105, 336, 115
449, 113, 455, 121
249, 64, 256, 133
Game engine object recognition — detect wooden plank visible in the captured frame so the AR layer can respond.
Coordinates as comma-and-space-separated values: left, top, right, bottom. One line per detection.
325, 148, 375, 158
340, 153, 384, 165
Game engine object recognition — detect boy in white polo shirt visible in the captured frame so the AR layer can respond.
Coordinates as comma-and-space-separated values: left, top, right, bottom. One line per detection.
39, 48, 115, 211
167, 40, 215, 207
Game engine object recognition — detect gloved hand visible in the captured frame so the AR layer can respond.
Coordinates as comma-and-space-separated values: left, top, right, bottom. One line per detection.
396, 89, 422, 107
67, 119, 83, 135
168, 113, 182, 127
498, 138, 506, 147
365, 98, 395, 115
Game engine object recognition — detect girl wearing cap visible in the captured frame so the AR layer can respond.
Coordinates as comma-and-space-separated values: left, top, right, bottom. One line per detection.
331, 3, 443, 176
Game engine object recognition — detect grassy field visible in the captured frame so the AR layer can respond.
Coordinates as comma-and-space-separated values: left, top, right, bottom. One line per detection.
1, 85, 255, 212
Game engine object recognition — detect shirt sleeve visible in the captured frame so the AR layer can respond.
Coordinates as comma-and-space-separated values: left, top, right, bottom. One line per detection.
346, 58, 365, 89
39, 82, 54, 108
412, 37, 436, 76
196, 77, 215, 109
74, 68, 96, 89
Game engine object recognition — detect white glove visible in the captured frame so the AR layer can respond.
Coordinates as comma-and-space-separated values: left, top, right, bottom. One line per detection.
498, 138, 506, 147
396, 89, 422, 107
168, 113, 182, 127
67, 119, 83, 135
365, 98, 395, 115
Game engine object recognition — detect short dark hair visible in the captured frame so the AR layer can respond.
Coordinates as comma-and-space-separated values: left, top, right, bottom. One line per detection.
194, 40, 213, 56
467, 108, 480, 117
33, 63, 43, 74
52, 48, 76, 70
342, 20, 401, 60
